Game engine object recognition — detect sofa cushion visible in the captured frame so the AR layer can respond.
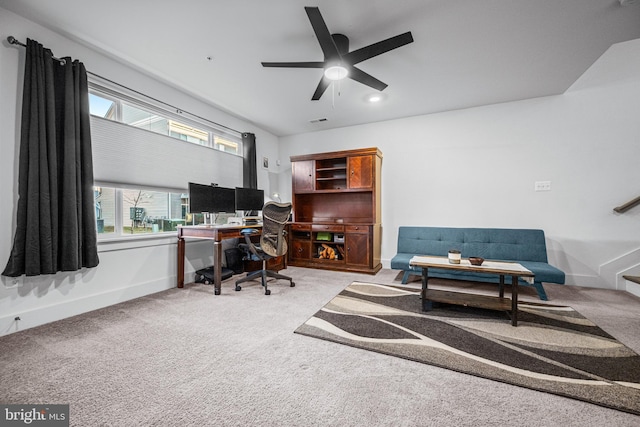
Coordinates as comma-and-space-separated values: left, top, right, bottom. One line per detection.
391, 253, 565, 285
396, 227, 549, 263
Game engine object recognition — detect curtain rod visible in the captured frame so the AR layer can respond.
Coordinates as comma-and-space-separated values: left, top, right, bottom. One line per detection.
7, 35, 66, 64
6, 35, 242, 135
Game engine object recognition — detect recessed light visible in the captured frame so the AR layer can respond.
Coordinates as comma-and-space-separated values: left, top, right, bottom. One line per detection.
366, 93, 386, 103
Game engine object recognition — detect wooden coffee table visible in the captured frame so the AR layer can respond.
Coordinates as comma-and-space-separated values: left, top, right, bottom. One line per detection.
409, 256, 534, 326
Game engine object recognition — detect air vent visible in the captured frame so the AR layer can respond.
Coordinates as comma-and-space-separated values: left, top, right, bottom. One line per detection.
309, 118, 328, 123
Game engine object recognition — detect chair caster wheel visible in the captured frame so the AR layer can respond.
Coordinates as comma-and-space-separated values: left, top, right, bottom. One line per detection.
265, 289, 271, 295
290, 282, 295, 287
235, 285, 241, 291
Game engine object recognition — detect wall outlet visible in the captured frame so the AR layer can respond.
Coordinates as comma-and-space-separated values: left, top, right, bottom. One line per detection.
534, 181, 551, 192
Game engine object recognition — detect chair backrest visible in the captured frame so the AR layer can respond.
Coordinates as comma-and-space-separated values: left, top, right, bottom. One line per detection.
260, 202, 292, 257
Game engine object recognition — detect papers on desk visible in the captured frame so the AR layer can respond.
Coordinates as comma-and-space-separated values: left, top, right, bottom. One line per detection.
227, 217, 242, 225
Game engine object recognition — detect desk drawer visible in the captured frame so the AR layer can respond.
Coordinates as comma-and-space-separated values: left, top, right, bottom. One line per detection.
312, 224, 344, 233
345, 225, 370, 234
290, 223, 311, 231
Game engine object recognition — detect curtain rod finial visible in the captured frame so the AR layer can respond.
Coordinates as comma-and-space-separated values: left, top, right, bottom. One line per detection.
7, 36, 25, 47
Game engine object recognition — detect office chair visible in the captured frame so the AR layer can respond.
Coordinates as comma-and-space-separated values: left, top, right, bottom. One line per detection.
235, 201, 295, 295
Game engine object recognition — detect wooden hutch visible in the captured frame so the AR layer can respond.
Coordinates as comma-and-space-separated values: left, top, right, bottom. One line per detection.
288, 147, 382, 274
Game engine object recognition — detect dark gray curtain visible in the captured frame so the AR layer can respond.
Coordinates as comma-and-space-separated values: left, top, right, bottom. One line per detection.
242, 132, 257, 189
3, 39, 99, 277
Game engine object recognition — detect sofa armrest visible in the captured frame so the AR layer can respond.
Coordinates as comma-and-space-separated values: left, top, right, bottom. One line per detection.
518, 261, 565, 284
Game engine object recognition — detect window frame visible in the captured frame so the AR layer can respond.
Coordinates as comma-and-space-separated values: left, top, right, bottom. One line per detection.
88, 80, 242, 156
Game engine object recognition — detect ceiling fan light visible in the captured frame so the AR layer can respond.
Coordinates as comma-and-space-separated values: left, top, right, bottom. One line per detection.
324, 65, 348, 81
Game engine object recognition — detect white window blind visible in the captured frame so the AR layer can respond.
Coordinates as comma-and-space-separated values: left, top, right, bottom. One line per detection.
91, 116, 243, 190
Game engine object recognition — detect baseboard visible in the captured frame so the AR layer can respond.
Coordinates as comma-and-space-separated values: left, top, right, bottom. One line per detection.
600, 247, 640, 290
0, 275, 178, 337
625, 279, 640, 299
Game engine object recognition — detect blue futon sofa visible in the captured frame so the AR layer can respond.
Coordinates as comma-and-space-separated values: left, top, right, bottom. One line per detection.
390, 226, 565, 300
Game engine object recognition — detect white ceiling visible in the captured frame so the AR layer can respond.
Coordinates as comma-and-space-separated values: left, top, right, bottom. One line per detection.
2, 0, 640, 136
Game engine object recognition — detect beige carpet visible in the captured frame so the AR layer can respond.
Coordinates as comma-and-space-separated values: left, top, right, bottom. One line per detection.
1, 267, 640, 426
295, 281, 640, 415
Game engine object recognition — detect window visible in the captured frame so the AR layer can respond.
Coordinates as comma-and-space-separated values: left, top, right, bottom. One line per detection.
89, 93, 116, 119
88, 82, 241, 155
95, 185, 208, 237
94, 186, 115, 235
88, 77, 245, 241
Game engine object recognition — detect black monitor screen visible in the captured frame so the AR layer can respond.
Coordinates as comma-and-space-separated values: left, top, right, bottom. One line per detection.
188, 182, 213, 213
211, 186, 236, 213
235, 187, 265, 212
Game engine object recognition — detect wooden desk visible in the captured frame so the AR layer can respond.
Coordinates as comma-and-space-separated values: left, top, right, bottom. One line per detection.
177, 224, 262, 295
409, 256, 534, 326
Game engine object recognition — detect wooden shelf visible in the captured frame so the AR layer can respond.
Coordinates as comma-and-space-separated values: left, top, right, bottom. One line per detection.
316, 167, 346, 172
423, 289, 512, 311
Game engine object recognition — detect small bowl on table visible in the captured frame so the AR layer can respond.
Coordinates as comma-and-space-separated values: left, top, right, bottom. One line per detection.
469, 257, 484, 266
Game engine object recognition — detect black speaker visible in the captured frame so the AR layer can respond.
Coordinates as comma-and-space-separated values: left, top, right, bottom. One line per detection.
225, 248, 244, 274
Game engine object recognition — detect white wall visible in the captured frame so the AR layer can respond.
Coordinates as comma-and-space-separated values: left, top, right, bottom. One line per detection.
2, 6, 639, 336
0, 8, 281, 336
279, 39, 640, 292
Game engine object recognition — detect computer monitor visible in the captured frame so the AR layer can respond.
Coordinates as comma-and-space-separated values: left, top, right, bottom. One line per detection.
210, 186, 236, 213
235, 187, 265, 212
188, 182, 213, 214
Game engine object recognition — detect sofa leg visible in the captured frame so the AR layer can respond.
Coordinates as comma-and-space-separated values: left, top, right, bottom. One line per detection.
533, 282, 548, 301
401, 270, 414, 284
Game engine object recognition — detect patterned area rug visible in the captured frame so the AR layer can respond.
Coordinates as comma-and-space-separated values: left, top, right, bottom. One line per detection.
295, 282, 640, 415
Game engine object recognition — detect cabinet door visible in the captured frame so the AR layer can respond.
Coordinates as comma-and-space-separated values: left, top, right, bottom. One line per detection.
290, 240, 311, 260
345, 232, 370, 267
348, 155, 373, 189
292, 160, 314, 192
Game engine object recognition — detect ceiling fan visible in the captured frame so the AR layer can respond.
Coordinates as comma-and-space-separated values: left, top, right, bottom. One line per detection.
261, 6, 414, 101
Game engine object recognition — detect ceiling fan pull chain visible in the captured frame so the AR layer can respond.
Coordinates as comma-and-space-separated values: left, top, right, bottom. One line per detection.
332, 82, 335, 109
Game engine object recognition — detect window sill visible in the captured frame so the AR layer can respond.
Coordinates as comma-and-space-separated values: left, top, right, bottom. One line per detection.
97, 231, 177, 252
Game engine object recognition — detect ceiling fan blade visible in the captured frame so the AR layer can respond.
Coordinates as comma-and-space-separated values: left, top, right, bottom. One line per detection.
347, 66, 388, 91
305, 6, 341, 61
262, 61, 325, 68
311, 76, 331, 101
343, 32, 414, 65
